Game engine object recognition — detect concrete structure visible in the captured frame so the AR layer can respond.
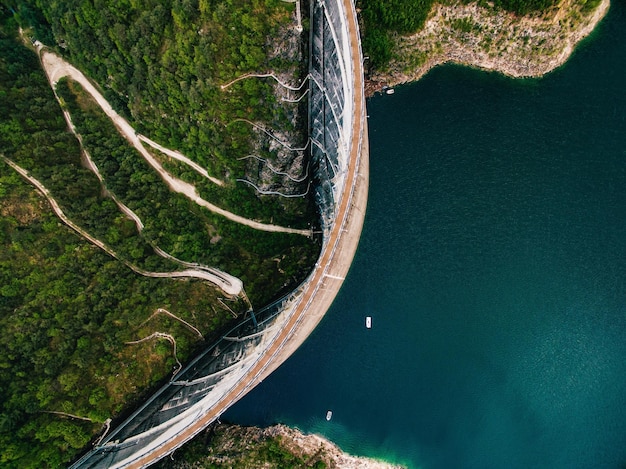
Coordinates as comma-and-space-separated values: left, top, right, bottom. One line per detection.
70, 0, 368, 466
310, 0, 355, 233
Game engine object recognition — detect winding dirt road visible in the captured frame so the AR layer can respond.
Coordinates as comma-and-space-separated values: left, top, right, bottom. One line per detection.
38, 48, 311, 237
2, 156, 243, 296
59, 104, 243, 293
137, 134, 224, 187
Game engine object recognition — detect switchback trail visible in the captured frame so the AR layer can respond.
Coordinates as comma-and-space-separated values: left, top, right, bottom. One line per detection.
2, 156, 243, 296
55, 104, 244, 294
37, 47, 311, 237
137, 134, 224, 187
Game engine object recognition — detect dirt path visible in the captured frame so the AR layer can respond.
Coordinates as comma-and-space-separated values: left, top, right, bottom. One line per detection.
2, 156, 243, 296
66, 107, 147, 231
137, 134, 224, 186
126, 332, 182, 371
221, 72, 310, 92
145, 308, 204, 339
50, 104, 245, 294
37, 48, 311, 237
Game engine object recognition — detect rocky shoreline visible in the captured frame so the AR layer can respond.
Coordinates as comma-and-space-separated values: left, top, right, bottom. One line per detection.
366, 0, 610, 96
160, 423, 405, 468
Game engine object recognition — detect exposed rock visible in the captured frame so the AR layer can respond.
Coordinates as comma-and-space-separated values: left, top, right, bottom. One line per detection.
368, 0, 610, 95
160, 423, 405, 469
264, 425, 405, 469
241, 15, 309, 199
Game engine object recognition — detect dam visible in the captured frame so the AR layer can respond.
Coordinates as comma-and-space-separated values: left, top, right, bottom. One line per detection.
70, 0, 368, 466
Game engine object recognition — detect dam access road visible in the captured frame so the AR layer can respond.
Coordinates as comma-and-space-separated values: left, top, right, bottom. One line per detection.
121, 0, 368, 466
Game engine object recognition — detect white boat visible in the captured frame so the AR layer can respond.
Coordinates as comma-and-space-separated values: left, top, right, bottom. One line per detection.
366, 316, 372, 328
385, 88, 395, 95
326, 410, 333, 421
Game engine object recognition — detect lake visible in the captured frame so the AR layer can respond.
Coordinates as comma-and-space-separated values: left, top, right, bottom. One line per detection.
226, 3, 626, 468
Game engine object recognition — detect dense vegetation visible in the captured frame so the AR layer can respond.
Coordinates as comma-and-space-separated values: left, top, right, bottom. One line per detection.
16, 0, 315, 228
359, 0, 562, 69
0, 1, 318, 466
54, 78, 318, 304
0, 13, 244, 467
0, 170, 233, 467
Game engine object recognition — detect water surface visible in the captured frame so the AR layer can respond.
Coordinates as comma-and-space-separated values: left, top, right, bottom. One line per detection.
226, 4, 626, 468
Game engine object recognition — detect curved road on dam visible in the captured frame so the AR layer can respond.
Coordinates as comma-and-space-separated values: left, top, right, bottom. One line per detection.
120, 0, 369, 466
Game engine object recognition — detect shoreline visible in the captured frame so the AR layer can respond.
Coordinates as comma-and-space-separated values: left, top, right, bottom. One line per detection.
190, 423, 406, 469
366, 0, 610, 96
266, 0, 610, 469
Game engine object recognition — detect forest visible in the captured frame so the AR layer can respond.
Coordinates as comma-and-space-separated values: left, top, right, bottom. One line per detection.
3, 0, 321, 305
17, 0, 315, 229
53, 77, 318, 303
0, 17, 237, 466
0, 1, 318, 466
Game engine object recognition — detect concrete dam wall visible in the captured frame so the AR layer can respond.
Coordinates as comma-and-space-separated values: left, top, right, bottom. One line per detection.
70, 0, 367, 466
310, 0, 355, 234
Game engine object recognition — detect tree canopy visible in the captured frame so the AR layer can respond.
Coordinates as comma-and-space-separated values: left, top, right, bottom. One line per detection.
359, 0, 561, 69
0, 3, 317, 466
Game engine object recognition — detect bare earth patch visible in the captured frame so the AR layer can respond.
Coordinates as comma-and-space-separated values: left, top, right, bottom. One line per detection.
368, 0, 610, 93
0, 197, 42, 224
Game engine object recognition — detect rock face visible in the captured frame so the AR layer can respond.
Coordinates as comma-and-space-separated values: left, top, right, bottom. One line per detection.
367, 0, 610, 94
159, 423, 405, 469
264, 425, 404, 469
244, 20, 309, 200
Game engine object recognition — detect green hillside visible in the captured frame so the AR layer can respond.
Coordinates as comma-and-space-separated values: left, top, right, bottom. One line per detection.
0, 1, 317, 466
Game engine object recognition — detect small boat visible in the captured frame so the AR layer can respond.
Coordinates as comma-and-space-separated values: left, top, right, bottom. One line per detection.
366, 316, 372, 328
385, 87, 395, 95
326, 410, 333, 421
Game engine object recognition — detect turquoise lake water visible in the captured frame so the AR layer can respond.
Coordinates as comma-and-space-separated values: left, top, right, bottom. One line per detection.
226, 3, 626, 468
